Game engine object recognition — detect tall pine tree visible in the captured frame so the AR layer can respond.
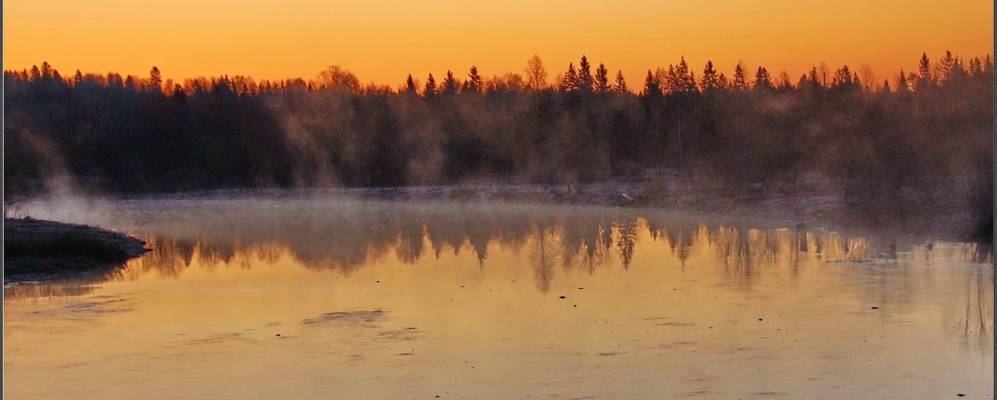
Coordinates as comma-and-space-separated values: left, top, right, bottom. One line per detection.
577, 55, 594, 92
614, 71, 628, 93
732, 62, 749, 91
464, 66, 482, 93
642, 70, 661, 96
595, 63, 610, 93
560, 63, 578, 92
424, 73, 437, 97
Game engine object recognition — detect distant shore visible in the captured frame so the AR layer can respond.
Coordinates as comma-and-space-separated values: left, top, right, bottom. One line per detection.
98, 181, 985, 243
4, 218, 148, 283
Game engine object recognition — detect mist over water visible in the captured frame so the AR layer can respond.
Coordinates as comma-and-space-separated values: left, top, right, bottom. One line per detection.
4, 194, 992, 399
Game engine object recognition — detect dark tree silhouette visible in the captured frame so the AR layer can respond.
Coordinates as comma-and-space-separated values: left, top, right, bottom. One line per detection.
916, 52, 934, 90
754, 66, 772, 90
149, 66, 162, 90
405, 74, 418, 95
577, 55, 594, 92
424, 73, 437, 97
560, 63, 578, 92
595, 63, 610, 93
441, 70, 460, 95
732, 62, 749, 91
464, 66, 482, 93
614, 70, 628, 93
701, 61, 722, 92
642, 70, 661, 96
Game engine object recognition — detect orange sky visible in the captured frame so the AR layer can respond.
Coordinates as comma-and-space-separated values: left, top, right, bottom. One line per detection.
4, 0, 993, 86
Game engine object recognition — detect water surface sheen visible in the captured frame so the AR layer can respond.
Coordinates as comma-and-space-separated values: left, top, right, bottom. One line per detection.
4, 197, 993, 399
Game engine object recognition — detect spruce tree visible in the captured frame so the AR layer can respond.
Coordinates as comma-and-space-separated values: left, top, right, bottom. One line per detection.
441, 70, 460, 95
595, 63, 610, 93
700, 61, 721, 92
915, 52, 933, 89
674, 57, 697, 93
149, 66, 163, 90
614, 71, 628, 93
577, 55, 594, 92
464, 66, 483, 93
424, 73, 437, 97
732, 62, 749, 91
405, 74, 418, 95
754, 66, 772, 90
560, 63, 578, 92
642, 70, 661, 96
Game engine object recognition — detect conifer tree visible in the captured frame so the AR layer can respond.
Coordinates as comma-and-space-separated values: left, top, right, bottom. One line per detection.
595, 63, 610, 93
936, 50, 956, 81
732, 62, 749, 91
754, 66, 772, 90
464, 66, 483, 93
830, 65, 859, 90
577, 55, 594, 92
614, 70, 628, 93
642, 70, 661, 96
424, 73, 437, 97
405, 74, 418, 95
149, 66, 162, 90
560, 63, 578, 92
915, 52, 933, 90
700, 61, 721, 92
672, 57, 697, 93
40, 61, 53, 79
441, 70, 460, 95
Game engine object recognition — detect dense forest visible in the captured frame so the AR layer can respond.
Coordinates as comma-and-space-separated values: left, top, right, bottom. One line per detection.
4, 52, 993, 237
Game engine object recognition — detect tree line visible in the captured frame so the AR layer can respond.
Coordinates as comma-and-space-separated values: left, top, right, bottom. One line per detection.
4, 51, 993, 237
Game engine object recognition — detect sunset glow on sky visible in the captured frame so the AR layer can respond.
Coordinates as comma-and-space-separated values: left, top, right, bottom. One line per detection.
4, 0, 993, 85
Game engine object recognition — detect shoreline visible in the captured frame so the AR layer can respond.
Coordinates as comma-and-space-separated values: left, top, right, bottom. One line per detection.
4, 218, 149, 284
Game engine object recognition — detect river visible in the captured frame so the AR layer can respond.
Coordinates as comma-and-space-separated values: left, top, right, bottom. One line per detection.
4, 194, 993, 399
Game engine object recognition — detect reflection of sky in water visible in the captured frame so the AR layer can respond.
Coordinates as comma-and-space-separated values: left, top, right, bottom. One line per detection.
4, 198, 993, 399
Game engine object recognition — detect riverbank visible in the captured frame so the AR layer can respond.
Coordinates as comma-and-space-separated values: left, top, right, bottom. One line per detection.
4, 218, 149, 283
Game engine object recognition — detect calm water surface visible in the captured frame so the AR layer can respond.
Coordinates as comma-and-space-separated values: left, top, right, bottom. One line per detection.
4, 195, 993, 399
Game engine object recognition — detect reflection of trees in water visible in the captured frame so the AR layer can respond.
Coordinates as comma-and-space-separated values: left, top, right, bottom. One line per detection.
529, 225, 560, 293
713, 226, 754, 287
615, 221, 638, 269
956, 267, 993, 356
129, 220, 887, 291
121, 234, 191, 279
46, 200, 985, 293
712, 227, 799, 286
907, 242, 993, 265
4, 280, 108, 301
